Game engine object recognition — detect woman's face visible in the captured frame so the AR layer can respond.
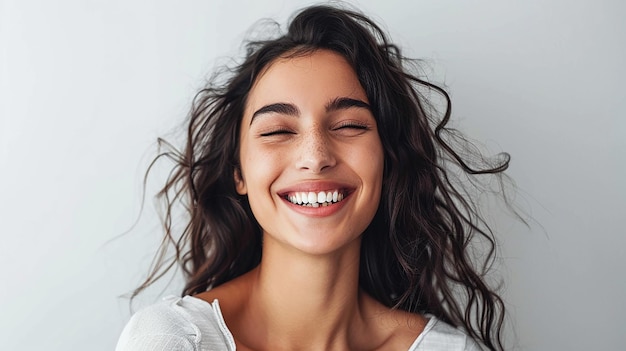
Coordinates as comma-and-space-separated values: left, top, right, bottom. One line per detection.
236, 49, 384, 256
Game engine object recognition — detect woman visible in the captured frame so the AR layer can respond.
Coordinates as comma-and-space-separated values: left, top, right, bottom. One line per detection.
117, 4, 510, 351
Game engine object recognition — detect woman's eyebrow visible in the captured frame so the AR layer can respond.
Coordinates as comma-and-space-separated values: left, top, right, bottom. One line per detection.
325, 97, 370, 112
250, 97, 370, 125
251, 103, 300, 125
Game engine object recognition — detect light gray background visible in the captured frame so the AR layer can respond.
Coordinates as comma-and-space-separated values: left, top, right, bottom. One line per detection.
1, 0, 624, 350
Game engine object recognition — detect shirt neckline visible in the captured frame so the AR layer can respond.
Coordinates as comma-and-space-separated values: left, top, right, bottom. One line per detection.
184, 295, 436, 351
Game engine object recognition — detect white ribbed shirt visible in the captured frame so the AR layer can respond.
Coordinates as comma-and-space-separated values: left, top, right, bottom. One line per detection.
116, 296, 481, 351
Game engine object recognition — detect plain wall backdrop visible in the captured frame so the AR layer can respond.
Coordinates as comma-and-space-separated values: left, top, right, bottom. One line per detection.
1, 0, 624, 350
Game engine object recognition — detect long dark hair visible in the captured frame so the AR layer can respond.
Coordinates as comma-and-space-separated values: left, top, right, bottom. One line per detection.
134, 4, 512, 350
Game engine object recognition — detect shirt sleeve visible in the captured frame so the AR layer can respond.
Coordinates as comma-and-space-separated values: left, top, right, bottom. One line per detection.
115, 303, 199, 351
463, 336, 484, 351
411, 317, 487, 351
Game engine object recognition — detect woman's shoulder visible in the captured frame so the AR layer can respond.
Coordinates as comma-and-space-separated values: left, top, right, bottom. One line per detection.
409, 316, 482, 351
115, 295, 235, 351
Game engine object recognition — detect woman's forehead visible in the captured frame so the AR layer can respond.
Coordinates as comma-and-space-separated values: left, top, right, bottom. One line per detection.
243, 50, 367, 119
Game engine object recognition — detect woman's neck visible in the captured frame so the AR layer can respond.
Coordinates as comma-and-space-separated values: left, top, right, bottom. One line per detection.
238, 235, 373, 350
196, 233, 426, 350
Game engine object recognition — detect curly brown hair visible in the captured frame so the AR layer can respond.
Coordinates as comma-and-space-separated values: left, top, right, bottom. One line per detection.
133, 4, 515, 350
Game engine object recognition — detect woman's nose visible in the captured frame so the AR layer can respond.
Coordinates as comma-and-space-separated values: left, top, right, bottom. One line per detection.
295, 129, 336, 173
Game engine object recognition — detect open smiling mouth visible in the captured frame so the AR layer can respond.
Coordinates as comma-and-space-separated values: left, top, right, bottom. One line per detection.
283, 190, 349, 207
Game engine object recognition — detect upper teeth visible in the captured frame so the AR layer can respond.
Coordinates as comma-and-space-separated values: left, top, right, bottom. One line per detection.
287, 190, 344, 207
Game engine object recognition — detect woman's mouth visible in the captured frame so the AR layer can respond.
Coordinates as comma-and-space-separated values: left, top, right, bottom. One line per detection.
283, 190, 347, 207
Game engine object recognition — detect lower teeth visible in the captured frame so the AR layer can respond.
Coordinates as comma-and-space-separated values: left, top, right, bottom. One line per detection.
299, 202, 333, 207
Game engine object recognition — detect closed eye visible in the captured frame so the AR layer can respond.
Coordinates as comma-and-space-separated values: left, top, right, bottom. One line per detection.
334, 122, 370, 131
259, 129, 295, 137
338, 124, 368, 130
332, 121, 372, 137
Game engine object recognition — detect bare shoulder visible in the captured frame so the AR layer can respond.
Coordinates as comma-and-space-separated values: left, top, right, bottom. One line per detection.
380, 308, 428, 350
193, 268, 256, 316
359, 293, 428, 350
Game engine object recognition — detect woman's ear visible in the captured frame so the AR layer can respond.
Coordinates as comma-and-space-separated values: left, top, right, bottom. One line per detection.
234, 168, 247, 195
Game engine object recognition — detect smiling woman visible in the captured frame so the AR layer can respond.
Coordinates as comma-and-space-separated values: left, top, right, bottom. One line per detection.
236, 50, 384, 256
117, 4, 511, 351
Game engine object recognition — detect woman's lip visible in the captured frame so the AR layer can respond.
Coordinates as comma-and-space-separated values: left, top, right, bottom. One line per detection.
276, 181, 355, 195
280, 191, 352, 217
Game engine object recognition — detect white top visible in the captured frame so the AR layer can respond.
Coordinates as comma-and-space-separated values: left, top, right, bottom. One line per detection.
116, 295, 482, 351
